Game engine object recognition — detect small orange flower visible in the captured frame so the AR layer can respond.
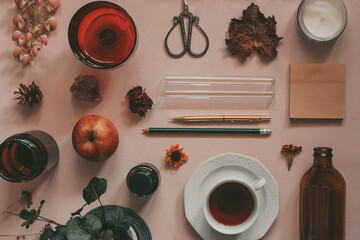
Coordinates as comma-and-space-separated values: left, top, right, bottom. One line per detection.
165, 144, 188, 170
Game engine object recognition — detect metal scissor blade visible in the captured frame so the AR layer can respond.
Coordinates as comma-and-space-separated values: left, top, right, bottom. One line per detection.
183, 0, 188, 11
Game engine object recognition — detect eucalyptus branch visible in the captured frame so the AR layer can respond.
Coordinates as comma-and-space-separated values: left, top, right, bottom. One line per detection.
37, 216, 62, 226
98, 198, 104, 208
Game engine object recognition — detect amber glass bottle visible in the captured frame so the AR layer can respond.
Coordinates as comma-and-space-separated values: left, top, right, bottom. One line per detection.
0, 130, 59, 183
300, 147, 346, 240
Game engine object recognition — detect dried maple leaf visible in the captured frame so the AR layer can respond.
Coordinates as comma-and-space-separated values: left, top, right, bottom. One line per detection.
225, 3, 283, 59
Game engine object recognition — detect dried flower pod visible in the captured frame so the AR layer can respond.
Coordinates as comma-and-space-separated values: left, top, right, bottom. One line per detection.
14, 81, 43, 107
20, 191, 33, 208
126, 86, 153, 117
70, 75, 102, 102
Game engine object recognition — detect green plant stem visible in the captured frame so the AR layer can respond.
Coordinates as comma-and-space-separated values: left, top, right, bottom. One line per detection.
98, 198, 104, 208
37, 216, 62, 226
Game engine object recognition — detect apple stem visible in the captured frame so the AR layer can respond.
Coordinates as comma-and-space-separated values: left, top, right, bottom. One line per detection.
88, 130, 95, 142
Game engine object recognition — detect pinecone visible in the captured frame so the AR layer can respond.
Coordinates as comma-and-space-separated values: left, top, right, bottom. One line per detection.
14, 81, 43, 107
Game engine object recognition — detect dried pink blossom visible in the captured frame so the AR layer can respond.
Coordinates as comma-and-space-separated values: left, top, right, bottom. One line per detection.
13, 47, 23, 57
13, 14, 26, 30
26, 32, 32, 44
31, 46, 39, 57
12, 30, 22, 41
46, 0, 61, 12
44, 16, 57, 31
37, 24, 45, 35
22, 54, 31, 65
39, 34, 48, 45
12, 0, 61, 65
18, 34, 26, 46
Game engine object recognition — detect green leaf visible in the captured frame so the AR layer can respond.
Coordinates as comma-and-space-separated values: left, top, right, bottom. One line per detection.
105, 207, 133, 231
83, 177, 107, 205
104, 208, 133, 238
37, 200, 46, 216
50, 226, 68, 240
19, 209, 38, 228
65, 215, 102, 240
40, 228, 55, 240
99, 229, 114, 240
19, 209, 31, 220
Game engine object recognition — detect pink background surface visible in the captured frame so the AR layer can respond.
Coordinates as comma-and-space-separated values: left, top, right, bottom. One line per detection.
1, 0, 360, 239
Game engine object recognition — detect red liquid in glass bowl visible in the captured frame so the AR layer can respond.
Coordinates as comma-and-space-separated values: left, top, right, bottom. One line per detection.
68, 1, 137, 69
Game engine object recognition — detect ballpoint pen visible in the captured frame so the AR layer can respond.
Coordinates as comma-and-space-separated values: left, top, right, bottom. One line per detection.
171, 115, 271, 123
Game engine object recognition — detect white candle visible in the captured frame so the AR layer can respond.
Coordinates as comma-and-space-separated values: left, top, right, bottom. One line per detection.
297, 0, 347, 41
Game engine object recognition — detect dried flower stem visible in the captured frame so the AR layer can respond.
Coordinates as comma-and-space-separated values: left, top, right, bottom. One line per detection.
0, 200, 22, 217
287, 153, 294, 171
0, 233, 38, 239
30, 2, 39, 47
5, 211, 62, 226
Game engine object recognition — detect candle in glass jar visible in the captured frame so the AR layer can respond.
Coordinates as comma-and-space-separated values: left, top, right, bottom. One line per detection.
297, 0, 347, 41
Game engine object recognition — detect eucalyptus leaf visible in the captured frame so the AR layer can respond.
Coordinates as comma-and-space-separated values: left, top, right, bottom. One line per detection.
65, 215, 102, 240
83, 177, 107, 205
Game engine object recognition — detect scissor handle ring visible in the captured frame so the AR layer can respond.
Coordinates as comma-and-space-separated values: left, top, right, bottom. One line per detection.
188, 17, 209, 58
165, 16, 187, 58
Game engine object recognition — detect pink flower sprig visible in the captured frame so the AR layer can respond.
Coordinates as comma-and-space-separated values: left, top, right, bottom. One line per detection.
12, 0, 61, 65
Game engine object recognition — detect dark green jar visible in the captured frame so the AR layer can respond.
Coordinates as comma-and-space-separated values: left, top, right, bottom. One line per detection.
126, 163, 160, 197
0, 130, 59, 183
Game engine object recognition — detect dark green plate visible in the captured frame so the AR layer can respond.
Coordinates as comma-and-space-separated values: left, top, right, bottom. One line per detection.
86, 204, 152, 240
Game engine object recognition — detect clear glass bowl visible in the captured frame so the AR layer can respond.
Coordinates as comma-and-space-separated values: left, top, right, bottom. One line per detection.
297, 0, 347, 42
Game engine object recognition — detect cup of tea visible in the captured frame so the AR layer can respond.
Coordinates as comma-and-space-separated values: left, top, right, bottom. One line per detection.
203, 177, 266, 235
68, 1, 137, 69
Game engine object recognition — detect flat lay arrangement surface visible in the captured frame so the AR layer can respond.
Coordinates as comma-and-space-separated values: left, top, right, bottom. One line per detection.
0, 0, 359, 239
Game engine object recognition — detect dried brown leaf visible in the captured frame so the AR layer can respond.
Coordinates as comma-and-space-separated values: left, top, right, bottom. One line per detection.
225, 3, 283, 59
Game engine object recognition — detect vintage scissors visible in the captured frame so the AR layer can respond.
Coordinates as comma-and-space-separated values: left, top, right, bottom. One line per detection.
165, 0, 209, 58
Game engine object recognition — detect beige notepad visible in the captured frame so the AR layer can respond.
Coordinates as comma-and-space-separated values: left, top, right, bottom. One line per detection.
290, 63, 345, 119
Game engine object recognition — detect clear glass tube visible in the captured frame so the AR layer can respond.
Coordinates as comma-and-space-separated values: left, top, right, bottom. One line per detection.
163, 76, 275, 108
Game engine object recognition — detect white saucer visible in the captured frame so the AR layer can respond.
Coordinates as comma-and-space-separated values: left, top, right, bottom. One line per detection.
184, 152, 279, 240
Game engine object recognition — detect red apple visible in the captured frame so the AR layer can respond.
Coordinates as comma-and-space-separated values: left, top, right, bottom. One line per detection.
72, 115, 119, 162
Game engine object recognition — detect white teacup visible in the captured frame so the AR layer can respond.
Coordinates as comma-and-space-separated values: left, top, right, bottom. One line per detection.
203, 177, 266, 235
